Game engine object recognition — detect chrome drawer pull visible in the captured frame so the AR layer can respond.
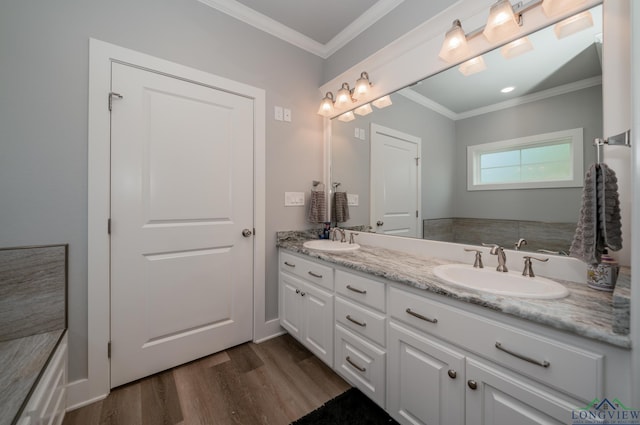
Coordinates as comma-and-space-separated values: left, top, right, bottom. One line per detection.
295, 289, 300, 294
448, 369, 457, 379
284, 261, 296, 268
467, 380, 478, 390
346, 284, 367, 294
346, 315, 367, 327
495, 342, 550, 368
346, 356, 366, 372
406, 308, 438, 324
308, 271, 323, 278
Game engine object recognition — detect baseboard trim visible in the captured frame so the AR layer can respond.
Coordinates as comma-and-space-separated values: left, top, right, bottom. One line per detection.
254, 318, 284, 343
66, 378, 108, 411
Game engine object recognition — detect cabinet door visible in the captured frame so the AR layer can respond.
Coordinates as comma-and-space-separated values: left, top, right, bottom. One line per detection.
466, 358, 576, 425
301, 280, 334, 367
279, 273, 303, 340
388, 322, 464, 425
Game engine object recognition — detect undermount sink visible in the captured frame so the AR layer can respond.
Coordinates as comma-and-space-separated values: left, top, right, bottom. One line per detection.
303, 239, 360, 252
433, 263, 569, 299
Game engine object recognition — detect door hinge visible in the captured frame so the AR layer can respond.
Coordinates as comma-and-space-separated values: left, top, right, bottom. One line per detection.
416, 210, 419, 218
415, 157, 420, 166
253, 228, 256, 236
107, 218, 111, 235
107, 341, 111, 359
108, 92, 123, 111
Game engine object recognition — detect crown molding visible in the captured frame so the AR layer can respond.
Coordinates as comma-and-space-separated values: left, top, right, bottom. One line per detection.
400, 76, 602, 121
198, 0, 404, 59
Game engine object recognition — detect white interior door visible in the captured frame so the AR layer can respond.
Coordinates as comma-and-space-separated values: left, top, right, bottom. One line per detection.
370, 123, 422, 238
109, 62, 254, 387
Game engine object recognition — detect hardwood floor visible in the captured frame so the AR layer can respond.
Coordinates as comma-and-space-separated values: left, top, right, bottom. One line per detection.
63, 334, 350, 425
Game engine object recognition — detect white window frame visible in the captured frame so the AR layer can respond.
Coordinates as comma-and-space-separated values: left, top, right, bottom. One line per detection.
466, 128, 584, 191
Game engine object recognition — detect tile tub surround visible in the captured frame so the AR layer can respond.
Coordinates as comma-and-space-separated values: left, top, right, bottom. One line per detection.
0, 245, 68, 425
0, 245, 67, 341
0, 330, 65, 425
423, 217, 576, 253
277, 231, 630, 348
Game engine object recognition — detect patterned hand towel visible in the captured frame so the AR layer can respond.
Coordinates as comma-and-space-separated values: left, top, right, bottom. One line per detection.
570, 163, 622, 264
333, 192, 350, 223
307, 190, 327, 223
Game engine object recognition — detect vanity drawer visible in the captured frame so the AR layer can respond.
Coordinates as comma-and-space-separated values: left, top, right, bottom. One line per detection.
389, 287, 603, 402
335, 270, 385, 312
280, 252, 334, 290
335, 324, 386, 408
335, 296, 386, 346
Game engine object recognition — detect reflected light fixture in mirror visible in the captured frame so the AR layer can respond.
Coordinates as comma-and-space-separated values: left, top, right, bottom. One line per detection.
372, 95, 392, 109
354, 103, 373, 116
354, 72, 372, 98
337, 111, 355, 122
501, 36, 533, 58
459, 56, 487, 76
542, 0, 587, 17
335, 82, 355, 109
317, 92, 335, 117
439, 19, 471, 63
554, 10, 593, 38
483, 0, 521, 44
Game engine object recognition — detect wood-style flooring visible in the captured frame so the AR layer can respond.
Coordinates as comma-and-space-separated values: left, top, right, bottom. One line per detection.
63, 334, 350, 425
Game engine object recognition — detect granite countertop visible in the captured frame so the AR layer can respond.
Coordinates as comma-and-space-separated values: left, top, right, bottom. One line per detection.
277, 231, 631, 349
0, 330, 65, 425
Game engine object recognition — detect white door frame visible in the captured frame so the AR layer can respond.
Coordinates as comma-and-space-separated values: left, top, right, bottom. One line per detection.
71, 38, 268, 409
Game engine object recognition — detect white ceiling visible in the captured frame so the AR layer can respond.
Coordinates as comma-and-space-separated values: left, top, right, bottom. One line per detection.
197, 0, 404, 58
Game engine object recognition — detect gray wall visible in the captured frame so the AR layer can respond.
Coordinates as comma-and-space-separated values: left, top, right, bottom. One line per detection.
0, 0, 324, 382
453, 85, 602, 222
331, 93, 456, 228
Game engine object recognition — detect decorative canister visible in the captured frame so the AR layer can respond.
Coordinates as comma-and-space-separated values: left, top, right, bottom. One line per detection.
587, 253, 619, 291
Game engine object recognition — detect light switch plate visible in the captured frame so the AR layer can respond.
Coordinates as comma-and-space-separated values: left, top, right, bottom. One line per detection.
274, 106, 283, 121
354, 128, 360, 138
347, 193, 359, 206
285, 192, 305, 206
359, 129, 366, 140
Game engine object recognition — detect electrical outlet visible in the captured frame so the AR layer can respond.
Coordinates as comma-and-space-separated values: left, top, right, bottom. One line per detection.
274, 106, 283, 121
284, 192, 305, 206
347, 193, 359, 206
283, 108, 291, 122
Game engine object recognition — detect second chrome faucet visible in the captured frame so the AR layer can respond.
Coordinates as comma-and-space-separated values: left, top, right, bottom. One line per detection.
482, 243, 508, 272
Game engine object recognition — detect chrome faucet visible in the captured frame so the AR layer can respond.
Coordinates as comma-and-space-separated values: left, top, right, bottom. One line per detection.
463, 248, 484, 268
514, 238, 527, 250
522, 256, 549, 277
349, 232, 359, 244
482, 243, 508, 272
331, 228, 346, 243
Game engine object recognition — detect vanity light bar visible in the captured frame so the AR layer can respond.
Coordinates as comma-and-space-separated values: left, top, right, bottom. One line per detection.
317, 72, 373, 116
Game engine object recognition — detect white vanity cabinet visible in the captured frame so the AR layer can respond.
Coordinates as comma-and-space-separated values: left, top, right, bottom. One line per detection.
333, 269, 387, 407
279, 252, 334, 366
17, 333, 68, 425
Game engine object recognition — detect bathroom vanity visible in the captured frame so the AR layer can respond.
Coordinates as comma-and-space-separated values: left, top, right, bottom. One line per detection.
278, 232, 631, 425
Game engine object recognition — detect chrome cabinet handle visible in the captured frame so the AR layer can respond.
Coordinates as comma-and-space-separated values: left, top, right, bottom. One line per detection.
242, 228, 253, 237
300, 292, 306, 297
346, 315, 367, 327
495, 342, 550, 368
376, 220, 384, 226
346, 356, 366, 372
346, 284, 367, 294
448, 369, 457, 379
295, 289, 300, 294
284, 261, 296, 268
308, 271, 323, 278
406, 308, 438, 324
468, 380, 478, 390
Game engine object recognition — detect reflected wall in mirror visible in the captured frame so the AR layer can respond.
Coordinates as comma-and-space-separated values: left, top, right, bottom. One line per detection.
331, 5, 604, 255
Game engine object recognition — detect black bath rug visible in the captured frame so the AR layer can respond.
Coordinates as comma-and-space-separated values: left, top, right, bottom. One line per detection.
290, 387, 399, 425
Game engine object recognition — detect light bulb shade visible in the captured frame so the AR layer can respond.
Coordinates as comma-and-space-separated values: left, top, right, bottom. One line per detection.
354, 72, 372, 99
317, 92, 335, 117
500, 36, 533, 59
439, 20, 471, 63
483, 0, 520, 44
354, 103, 373, 116
337, 111, 355, 122
554, 10, 593, 39
541, 0, 586, 17
372, 95, 392, 109
458, 56, 487, 76
335, 83, 353, 108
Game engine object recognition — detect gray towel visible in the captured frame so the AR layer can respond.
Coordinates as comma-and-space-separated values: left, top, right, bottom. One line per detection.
570, 163, 622, 264
307, 190, 327, 223
333, 192, 350, 223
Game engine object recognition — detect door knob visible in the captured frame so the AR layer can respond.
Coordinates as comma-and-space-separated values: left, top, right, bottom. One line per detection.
376, 220, 384, 226
242, 229, 253, 237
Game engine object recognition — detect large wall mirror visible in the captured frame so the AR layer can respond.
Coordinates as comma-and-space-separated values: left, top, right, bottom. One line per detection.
330, 4, 603, 255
